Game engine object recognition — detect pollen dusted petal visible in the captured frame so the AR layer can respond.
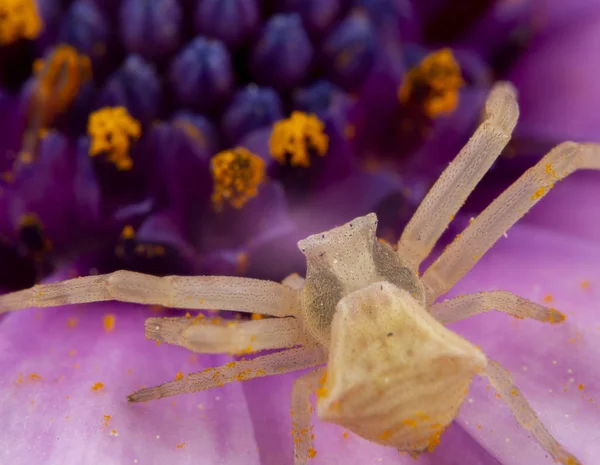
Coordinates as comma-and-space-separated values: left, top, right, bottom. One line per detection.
449, 223, 600, 465
87, 106, 142, 170
269, 112, 329, 168
210, 147, 265, 211
0, 280, 263, 465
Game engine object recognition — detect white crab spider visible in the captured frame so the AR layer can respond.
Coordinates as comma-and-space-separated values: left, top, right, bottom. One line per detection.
2, 82, 599, 465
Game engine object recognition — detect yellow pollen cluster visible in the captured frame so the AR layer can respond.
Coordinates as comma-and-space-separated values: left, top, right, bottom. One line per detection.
88, 107, 142, 170
316, 371, 328, 398
0, 0, 42, 45
269, 112, 329, 167
210, 148, 265, 211
398, 48, 463, 118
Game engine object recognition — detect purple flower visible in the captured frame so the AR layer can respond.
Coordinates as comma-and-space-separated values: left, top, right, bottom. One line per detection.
0, 0, 526, 288
3, 1, 597, 464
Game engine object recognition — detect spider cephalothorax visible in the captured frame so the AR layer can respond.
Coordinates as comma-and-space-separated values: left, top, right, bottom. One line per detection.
2, 82, 599, 465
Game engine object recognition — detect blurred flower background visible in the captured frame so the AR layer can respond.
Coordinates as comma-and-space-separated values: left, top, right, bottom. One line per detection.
1, 0, 600, 464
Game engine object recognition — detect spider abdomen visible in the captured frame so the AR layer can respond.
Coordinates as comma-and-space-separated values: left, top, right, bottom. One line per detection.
317, 281, 487, 452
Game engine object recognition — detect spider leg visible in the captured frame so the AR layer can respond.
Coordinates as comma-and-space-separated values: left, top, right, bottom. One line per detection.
429, 291, 565, 325
396, 82, 519, 271
145, 316, 305, 354
0, 270, 300, 317
423, 142, 600, 302
484, 358, 580, 465
127, 346, 326, 403
292, 367, 326, 465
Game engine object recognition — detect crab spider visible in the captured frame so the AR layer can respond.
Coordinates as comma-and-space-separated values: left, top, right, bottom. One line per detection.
2, 82, 599, 465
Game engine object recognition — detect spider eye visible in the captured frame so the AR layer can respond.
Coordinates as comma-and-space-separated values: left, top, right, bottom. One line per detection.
297, 213, 377, 256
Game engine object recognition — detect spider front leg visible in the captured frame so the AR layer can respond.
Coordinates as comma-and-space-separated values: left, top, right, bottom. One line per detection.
396, 82, 519, 271
429, 291, 565, 325
423, 142, 600, 301
484, 359, 580, 465
128, 346, 326, 403
291, 367, 326, 465
0, 270, 299, 317
142, 271, 308, 353
145, 316, 305, 354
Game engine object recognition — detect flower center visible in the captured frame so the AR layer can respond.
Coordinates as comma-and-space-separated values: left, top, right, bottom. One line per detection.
0, 0, 42, 45
210, 148, 265, 211
269, 111, 329, 167
398, 48, 463, 118
87, 107, 142, 171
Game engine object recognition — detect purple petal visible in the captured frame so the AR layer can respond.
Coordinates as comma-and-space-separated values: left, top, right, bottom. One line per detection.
0, 91, 24, 172
0, 280, 262, 464
508, 4, 600, 142
447, 222, 600, 465
8, 132, 101, 251
247, 170, 411, 278
519, 172, 600, 244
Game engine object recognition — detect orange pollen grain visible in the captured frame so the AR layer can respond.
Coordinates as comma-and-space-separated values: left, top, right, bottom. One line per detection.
92, 382, 105, 391
546, 308, 565, 324
236, 252, 249, 275
176, 442, 186, 449
531, 185, 552, 201
67, 317, 79, 328
175, 371, 184, 381
103, 314, 116, 332
308, 448, 317, 459
427, 430, 443, 452
543, 294, 554, 303
28, 373, 42, 382
103, 415, 111, 427
316, 371, 328, 398
581, 280, 590, 290
121, 225, 135, 239
378, 429, 393, 441
579, 384, 585, 391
